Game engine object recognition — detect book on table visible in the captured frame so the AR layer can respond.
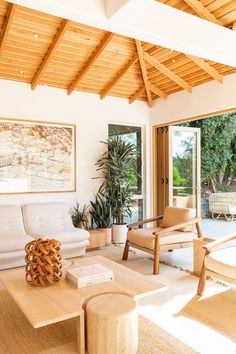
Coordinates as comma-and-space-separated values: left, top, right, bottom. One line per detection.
66, 263, 114, 288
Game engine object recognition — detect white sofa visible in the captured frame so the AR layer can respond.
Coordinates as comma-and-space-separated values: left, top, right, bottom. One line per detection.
0, 205, 35, 270
0, 203, 90, 270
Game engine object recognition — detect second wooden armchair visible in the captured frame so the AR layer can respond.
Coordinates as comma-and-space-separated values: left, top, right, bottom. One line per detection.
122, 207, 202, 275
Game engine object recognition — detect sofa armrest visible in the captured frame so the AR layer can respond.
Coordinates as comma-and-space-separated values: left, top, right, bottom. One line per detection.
153, 218, 201, 237
127, 215, 163, 230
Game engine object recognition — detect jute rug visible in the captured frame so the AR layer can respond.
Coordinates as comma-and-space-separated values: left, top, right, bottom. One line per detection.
0, 288, 197, 354
1, 245, 236, 353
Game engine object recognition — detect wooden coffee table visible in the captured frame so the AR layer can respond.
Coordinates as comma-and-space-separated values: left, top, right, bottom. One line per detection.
0, 255, 165, 353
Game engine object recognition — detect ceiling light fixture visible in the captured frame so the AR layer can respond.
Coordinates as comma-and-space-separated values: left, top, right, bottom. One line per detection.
20, 71, 25, 75
33, 33, 39, 38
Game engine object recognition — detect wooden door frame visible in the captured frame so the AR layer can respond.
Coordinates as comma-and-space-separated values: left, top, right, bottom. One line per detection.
152, 106, 236, 217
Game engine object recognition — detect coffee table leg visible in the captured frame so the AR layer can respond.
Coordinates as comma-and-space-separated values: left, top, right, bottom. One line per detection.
77, 310, 85, 354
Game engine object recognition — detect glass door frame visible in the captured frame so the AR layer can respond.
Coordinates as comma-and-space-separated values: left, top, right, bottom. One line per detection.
168, 126, 201, 217
153, 125, 201, 218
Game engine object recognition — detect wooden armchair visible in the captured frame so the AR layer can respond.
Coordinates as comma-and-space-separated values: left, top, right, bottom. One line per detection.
197, 233, 236, 296
122, 207, 202, 275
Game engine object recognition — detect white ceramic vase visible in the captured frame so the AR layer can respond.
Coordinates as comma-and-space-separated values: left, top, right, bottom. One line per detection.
112, 224, 128, 244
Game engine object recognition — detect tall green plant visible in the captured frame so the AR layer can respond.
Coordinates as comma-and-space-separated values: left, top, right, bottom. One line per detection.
96, 136, 139, 225
90, 187, 111, 228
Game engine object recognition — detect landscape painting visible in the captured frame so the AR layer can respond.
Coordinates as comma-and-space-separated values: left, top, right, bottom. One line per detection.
0, 119, 76, 194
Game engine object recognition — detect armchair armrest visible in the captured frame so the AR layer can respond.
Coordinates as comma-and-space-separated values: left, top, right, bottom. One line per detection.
204, 232, 236, 253
153, 218, 201, 237
127, 215, 163, 230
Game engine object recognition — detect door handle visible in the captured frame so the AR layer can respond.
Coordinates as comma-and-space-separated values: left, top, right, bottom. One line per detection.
165, 178, 169, 184
161, 178, 164, 184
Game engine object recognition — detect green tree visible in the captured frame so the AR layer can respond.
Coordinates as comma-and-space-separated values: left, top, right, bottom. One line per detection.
180, 112, 236, 191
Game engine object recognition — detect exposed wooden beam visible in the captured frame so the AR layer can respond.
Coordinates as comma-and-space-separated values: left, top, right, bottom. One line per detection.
0, 3, 16, 58
183, 0, 222, 26
233, 21, 236, 30
100, 45, 160, 100
186, 54, 223, 83
135, 40, 152, 107
129, 81, 167, 104
144, 52, 192, 93
100, 54, 138, 100
129, 86, 145, 104
31, 20, 70, 90
149, 83, 168, 100
68, 32, 114, 95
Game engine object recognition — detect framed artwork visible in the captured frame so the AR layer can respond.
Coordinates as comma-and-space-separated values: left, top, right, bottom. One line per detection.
0, 118, 76, 194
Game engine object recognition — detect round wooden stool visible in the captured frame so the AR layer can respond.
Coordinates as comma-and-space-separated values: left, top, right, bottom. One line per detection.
86, 293, 138, 354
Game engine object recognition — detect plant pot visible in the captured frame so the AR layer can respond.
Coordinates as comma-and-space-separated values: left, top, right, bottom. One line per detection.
112, 224, 128, 244
97, 227, 112, 245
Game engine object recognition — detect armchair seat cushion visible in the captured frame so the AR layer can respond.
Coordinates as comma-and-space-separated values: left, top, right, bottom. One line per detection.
127, 227, 196, 249
205, 247, 236, 280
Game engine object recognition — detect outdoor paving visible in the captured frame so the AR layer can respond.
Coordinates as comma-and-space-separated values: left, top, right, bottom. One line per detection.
201, 218, 236, 238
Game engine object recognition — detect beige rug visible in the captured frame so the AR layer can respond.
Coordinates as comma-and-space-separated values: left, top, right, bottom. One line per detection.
1, 245, 236, 353
0, 288, 197, 354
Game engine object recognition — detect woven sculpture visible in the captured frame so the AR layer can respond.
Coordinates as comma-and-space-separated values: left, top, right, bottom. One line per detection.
25, 238, 62, 287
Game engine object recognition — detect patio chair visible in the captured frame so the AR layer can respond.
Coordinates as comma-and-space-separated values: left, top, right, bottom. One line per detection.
197, 233, 236, 296
122, 207, 202, 275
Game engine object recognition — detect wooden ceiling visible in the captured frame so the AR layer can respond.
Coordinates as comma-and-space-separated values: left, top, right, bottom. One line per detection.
0, 1, 235, 107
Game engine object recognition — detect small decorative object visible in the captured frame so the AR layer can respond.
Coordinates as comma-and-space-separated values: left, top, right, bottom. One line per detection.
25, 238, 62, 287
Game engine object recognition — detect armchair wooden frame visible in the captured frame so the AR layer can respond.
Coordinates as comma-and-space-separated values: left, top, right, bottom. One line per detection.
123, 215, 202, 275
197, 232, 236, 296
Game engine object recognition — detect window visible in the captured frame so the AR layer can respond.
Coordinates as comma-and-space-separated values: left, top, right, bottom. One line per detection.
108, 124, 144, 223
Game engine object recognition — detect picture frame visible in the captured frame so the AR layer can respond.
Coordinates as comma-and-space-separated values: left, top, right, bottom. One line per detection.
0, 118, 76, 194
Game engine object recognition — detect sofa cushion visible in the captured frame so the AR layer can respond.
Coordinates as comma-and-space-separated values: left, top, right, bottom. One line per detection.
161, 207, 195, 232
0, 233, 34, 253
128, 227, 196, 249
22, 203, 76, 237
0, 205, 25, 235
205, 247, 236, 280
37, 228, 90, 244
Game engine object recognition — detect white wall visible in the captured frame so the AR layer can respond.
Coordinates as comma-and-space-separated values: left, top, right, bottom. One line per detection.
150, 73, 236, 126
0, 80, 150, 213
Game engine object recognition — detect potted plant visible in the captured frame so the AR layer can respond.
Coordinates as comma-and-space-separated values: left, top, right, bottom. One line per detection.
90, 187, 112, 245
96, 136, 138, 244
70, 202, 90, 229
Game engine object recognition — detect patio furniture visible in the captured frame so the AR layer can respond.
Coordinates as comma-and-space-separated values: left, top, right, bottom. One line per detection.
197, 233, 236, 296
122, 207, 202, 275
209, 192, 236, 221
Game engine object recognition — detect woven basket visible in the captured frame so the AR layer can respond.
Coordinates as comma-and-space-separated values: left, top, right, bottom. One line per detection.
25, 238, 62, 287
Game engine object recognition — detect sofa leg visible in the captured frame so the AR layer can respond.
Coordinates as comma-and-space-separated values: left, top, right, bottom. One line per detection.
153, 237, 160, 275
122, 241, 129, 260
197, 261, 206, 296
168, 249, 173, 252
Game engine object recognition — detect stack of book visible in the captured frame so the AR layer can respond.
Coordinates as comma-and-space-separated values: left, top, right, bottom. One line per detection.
66, 263, 114, 288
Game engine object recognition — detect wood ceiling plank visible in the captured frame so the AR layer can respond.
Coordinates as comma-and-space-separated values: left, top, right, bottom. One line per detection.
183, 0, 223, 25
67, 31, 114, 95
233, 20, 236, 29
129, 86, 145, 104
0, 3, 16, 58
31, 19, 70, 90
148, 82, 168, 100
100, 54, 138, 99
144, 51, 192, 93
186, 53, 224, 82
135, 39, 152, 107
